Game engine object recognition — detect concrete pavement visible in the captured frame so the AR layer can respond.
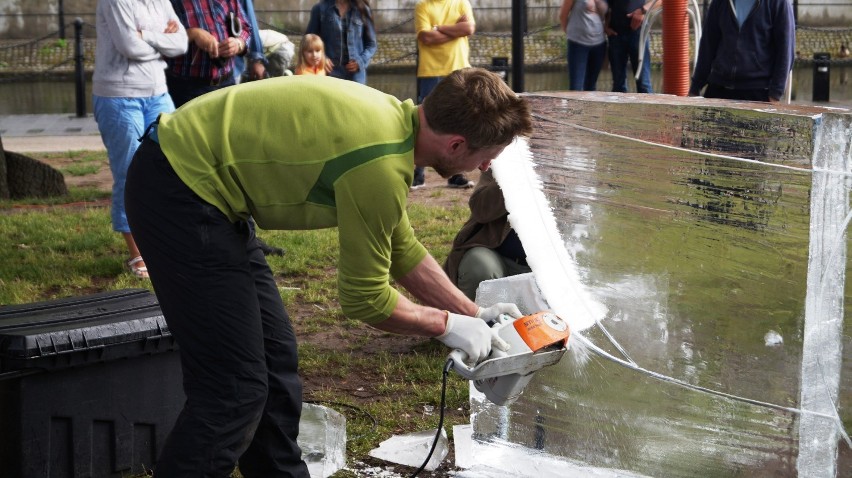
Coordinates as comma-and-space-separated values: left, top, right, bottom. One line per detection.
0, 113, 105, 152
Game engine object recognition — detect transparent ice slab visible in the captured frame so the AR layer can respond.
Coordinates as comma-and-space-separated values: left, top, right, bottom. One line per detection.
299, 403, 346, 478
471, 93, 852, 478
368, 428, 448, 471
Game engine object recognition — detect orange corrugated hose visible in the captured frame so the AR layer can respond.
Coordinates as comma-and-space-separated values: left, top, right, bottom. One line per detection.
662, 0, 690, 95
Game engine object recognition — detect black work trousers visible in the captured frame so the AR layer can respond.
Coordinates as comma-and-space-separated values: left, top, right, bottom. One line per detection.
125, 138, 309, 478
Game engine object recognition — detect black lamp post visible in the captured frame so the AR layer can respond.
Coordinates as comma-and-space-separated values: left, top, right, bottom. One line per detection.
59, 0, 66, 39
511, 0, 526, 93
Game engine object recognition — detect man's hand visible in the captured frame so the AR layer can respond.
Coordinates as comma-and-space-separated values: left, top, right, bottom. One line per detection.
249, 61, 267, 80
436, 313, 510, 363
627, 6, 646, 31
188, 28, 219, 57
476, 303, 523, 322
344, 60, 360, 73
217, 37, 244, 58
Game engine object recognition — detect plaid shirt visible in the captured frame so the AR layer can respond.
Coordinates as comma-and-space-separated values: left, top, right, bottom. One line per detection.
167, 0, 251, 81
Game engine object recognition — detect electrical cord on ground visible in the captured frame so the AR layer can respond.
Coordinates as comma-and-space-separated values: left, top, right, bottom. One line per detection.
409, 357, 454, 478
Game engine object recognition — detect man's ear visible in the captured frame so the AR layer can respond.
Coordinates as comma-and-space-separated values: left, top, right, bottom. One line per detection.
447, 135, 466, 154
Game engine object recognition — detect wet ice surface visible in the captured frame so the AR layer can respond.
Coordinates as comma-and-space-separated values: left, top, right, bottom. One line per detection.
465, 93, 852, 477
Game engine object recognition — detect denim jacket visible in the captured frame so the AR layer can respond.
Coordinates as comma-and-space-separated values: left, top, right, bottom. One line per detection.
306, 0, 377, 83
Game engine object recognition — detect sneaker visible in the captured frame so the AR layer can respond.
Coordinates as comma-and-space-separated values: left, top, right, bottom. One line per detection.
447, 174, 474, 189
411, 167, 426, 190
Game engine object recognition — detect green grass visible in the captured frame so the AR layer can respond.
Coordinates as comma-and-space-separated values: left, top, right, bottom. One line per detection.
0, 186, 109, 208
0, 207, 145, 303
61, 163, 101, 176
2, 152, 473, 476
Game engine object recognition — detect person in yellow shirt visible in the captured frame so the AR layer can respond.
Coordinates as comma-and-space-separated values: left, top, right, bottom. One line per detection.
412, 0, 476, 190
294, 33, 333, 75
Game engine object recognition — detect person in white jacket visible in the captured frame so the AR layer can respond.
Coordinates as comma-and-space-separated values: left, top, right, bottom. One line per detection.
93, 0, 187, 278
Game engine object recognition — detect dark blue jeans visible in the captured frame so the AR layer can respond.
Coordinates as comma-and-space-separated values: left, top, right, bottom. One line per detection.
125, 138, 309, 478
608, 30, 653, 93
567, 40, 607, 91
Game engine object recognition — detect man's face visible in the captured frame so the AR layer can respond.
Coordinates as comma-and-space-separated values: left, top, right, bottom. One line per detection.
432, 143, 507, 178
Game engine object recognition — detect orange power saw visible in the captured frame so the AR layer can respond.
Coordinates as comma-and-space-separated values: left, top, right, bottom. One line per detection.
448, 311, 571, 406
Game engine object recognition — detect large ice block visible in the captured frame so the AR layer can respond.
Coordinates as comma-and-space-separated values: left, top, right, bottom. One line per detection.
472, 92, 852, 477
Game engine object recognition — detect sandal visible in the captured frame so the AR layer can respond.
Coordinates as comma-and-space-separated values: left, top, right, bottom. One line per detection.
126, 256, 150, 279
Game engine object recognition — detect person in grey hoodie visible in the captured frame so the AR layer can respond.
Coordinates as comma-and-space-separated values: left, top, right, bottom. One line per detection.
93, 0, 187, 278
689, 0, 794, 102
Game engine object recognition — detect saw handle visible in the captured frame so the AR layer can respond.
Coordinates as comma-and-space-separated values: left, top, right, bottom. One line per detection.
448, 316, 518, 373
448, 349, 472, 368
448, 341, 512, 378
448, 349, 477, 378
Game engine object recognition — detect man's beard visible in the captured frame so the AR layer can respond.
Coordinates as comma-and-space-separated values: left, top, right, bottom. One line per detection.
431, 154, 455, 178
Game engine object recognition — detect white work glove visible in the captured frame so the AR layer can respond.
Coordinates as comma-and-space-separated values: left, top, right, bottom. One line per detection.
436, 313, 511, 363
476, 303, 523, 323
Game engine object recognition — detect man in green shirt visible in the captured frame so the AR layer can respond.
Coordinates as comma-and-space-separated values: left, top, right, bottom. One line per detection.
125, 67, 532, 477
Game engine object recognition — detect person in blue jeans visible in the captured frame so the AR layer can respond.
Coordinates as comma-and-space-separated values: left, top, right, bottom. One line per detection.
560, 0, 608, 91
605, 0, 655, 93
305, 0, 377, 84
92, 0, 187, 279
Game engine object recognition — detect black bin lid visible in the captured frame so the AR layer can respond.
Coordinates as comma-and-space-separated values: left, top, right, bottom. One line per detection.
0, 289, 175, 373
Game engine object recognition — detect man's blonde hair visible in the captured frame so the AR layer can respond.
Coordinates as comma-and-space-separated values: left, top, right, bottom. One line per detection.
423, 68, 533, 151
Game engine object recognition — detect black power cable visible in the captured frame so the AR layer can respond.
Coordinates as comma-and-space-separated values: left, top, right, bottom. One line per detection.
409, 357, 455, 478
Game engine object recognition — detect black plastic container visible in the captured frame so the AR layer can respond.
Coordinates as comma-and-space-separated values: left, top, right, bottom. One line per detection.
0, 289, 183, 478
